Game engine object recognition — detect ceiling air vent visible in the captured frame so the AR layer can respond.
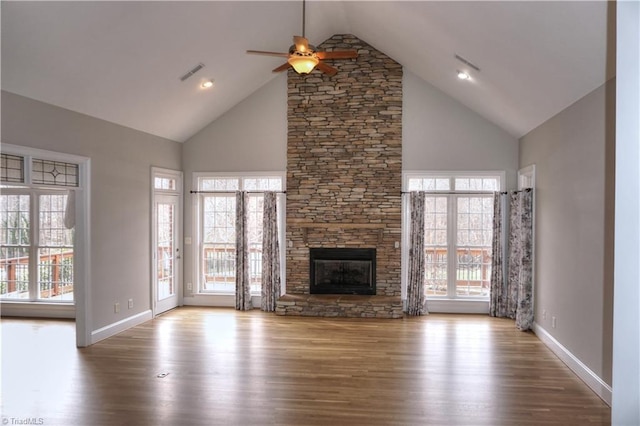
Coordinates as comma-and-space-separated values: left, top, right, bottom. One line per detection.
454, 54, 480, 72
180, 63, 205, 82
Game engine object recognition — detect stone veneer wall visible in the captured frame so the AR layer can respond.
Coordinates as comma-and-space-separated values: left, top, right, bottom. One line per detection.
282, 34, 402, 317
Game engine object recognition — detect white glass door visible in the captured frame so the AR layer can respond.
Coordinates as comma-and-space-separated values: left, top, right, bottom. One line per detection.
154, 194, 180, 314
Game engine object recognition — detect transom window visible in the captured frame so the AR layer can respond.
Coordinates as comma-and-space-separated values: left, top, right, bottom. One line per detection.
154, 176, 177, 191
404, 172, 503, 300
1, 153, 79, 188
195, 174, 284, 295
1, 154, 25, 183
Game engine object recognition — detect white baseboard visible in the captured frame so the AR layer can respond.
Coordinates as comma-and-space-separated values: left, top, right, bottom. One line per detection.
426, 299, 489, 314
0, 301, 75, 319
90, 310, 152, 344
183, 294, 261, 308
532, 322, 612, 406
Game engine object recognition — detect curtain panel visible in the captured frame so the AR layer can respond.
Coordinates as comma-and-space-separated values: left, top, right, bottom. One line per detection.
406, 191, 427, 316
513, 189, 534, 331
261, 192, 281, 312
235, 191, 252, 311
489, 189, 534, 331
489, 192, 505, 317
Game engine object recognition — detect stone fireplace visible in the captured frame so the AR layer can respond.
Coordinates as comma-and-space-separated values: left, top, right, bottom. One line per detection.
276, 34, 403, 318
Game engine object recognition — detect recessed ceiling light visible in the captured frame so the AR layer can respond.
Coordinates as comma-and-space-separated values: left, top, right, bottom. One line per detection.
457, 71, 470, 80
201, 79, 214, 89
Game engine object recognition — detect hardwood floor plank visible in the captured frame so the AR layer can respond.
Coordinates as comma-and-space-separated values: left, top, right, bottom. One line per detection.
1, 308, 610, 425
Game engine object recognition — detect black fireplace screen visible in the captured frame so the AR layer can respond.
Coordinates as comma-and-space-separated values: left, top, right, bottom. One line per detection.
309, 248, 376, 295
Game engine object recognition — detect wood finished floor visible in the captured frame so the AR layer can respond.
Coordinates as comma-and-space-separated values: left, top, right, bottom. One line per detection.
1, 307, 610, 426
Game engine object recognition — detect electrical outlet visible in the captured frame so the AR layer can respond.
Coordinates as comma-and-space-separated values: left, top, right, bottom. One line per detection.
114, 302, 120, 313
187, 282, 193, 290
552, 316, 557, 329
128, 299, 134, 309
543, 309, 547, 320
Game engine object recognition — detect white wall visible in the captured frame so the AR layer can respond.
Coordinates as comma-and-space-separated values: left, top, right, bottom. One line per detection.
519, 81, 615, 395
402, 70, 519, 189
612, 1, 640, 423
1, 91, 182, 340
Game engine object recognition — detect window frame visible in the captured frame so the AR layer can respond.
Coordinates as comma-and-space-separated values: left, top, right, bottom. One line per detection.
1, 145, 89, 331
192, 172, 286, 296
402, 171, 505, 304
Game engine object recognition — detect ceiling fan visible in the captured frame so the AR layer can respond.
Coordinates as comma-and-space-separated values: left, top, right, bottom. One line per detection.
246, 0, 358, 76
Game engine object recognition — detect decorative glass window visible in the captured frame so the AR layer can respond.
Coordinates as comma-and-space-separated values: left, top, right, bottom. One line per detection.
31, 159, 79, 187
1, 154, 25, 183
1, 154, 80, 188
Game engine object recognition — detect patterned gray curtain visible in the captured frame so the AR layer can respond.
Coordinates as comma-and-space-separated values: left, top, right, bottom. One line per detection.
514, 189, 534, 331
261, 192, 281, 312
489, 192, 505, 317
235, 191, 252, 311
406, 191, 427, 316
491, 189, 534, 330
506, 192, 522, 319
489, 188, 533, 331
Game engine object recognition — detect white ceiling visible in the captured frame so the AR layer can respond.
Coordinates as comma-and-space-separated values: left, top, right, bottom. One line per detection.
1, 1, 611, 142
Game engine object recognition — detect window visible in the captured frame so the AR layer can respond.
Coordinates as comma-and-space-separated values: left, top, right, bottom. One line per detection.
1, 190, 74, 301
1, 152, 80, 303
195, 174, 284, 295
404, 172, 503, 300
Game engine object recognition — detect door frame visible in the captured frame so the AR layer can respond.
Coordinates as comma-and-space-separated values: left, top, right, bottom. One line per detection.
151, 167, 183, 316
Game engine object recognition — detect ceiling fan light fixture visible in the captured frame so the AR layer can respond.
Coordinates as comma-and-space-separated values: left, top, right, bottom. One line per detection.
288, 54, 319, 74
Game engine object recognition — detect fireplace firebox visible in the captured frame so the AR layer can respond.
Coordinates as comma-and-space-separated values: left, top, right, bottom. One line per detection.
309, 248, 376, 295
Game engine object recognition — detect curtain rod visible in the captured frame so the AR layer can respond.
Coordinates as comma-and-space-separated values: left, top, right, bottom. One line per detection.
401, 188, 532, 195
190, 190, 286, 194
190, 188, 532, 195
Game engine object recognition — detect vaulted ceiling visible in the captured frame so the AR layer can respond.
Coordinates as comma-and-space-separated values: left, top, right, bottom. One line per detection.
1, 1, 612, 143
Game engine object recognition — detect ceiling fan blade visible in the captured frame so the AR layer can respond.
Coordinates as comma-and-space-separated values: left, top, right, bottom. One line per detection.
246, 50, 289, 57
316, 61, 338, 76
272, 62, 291, 73
293, 36, 310, 52
316, 50, 359, 60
